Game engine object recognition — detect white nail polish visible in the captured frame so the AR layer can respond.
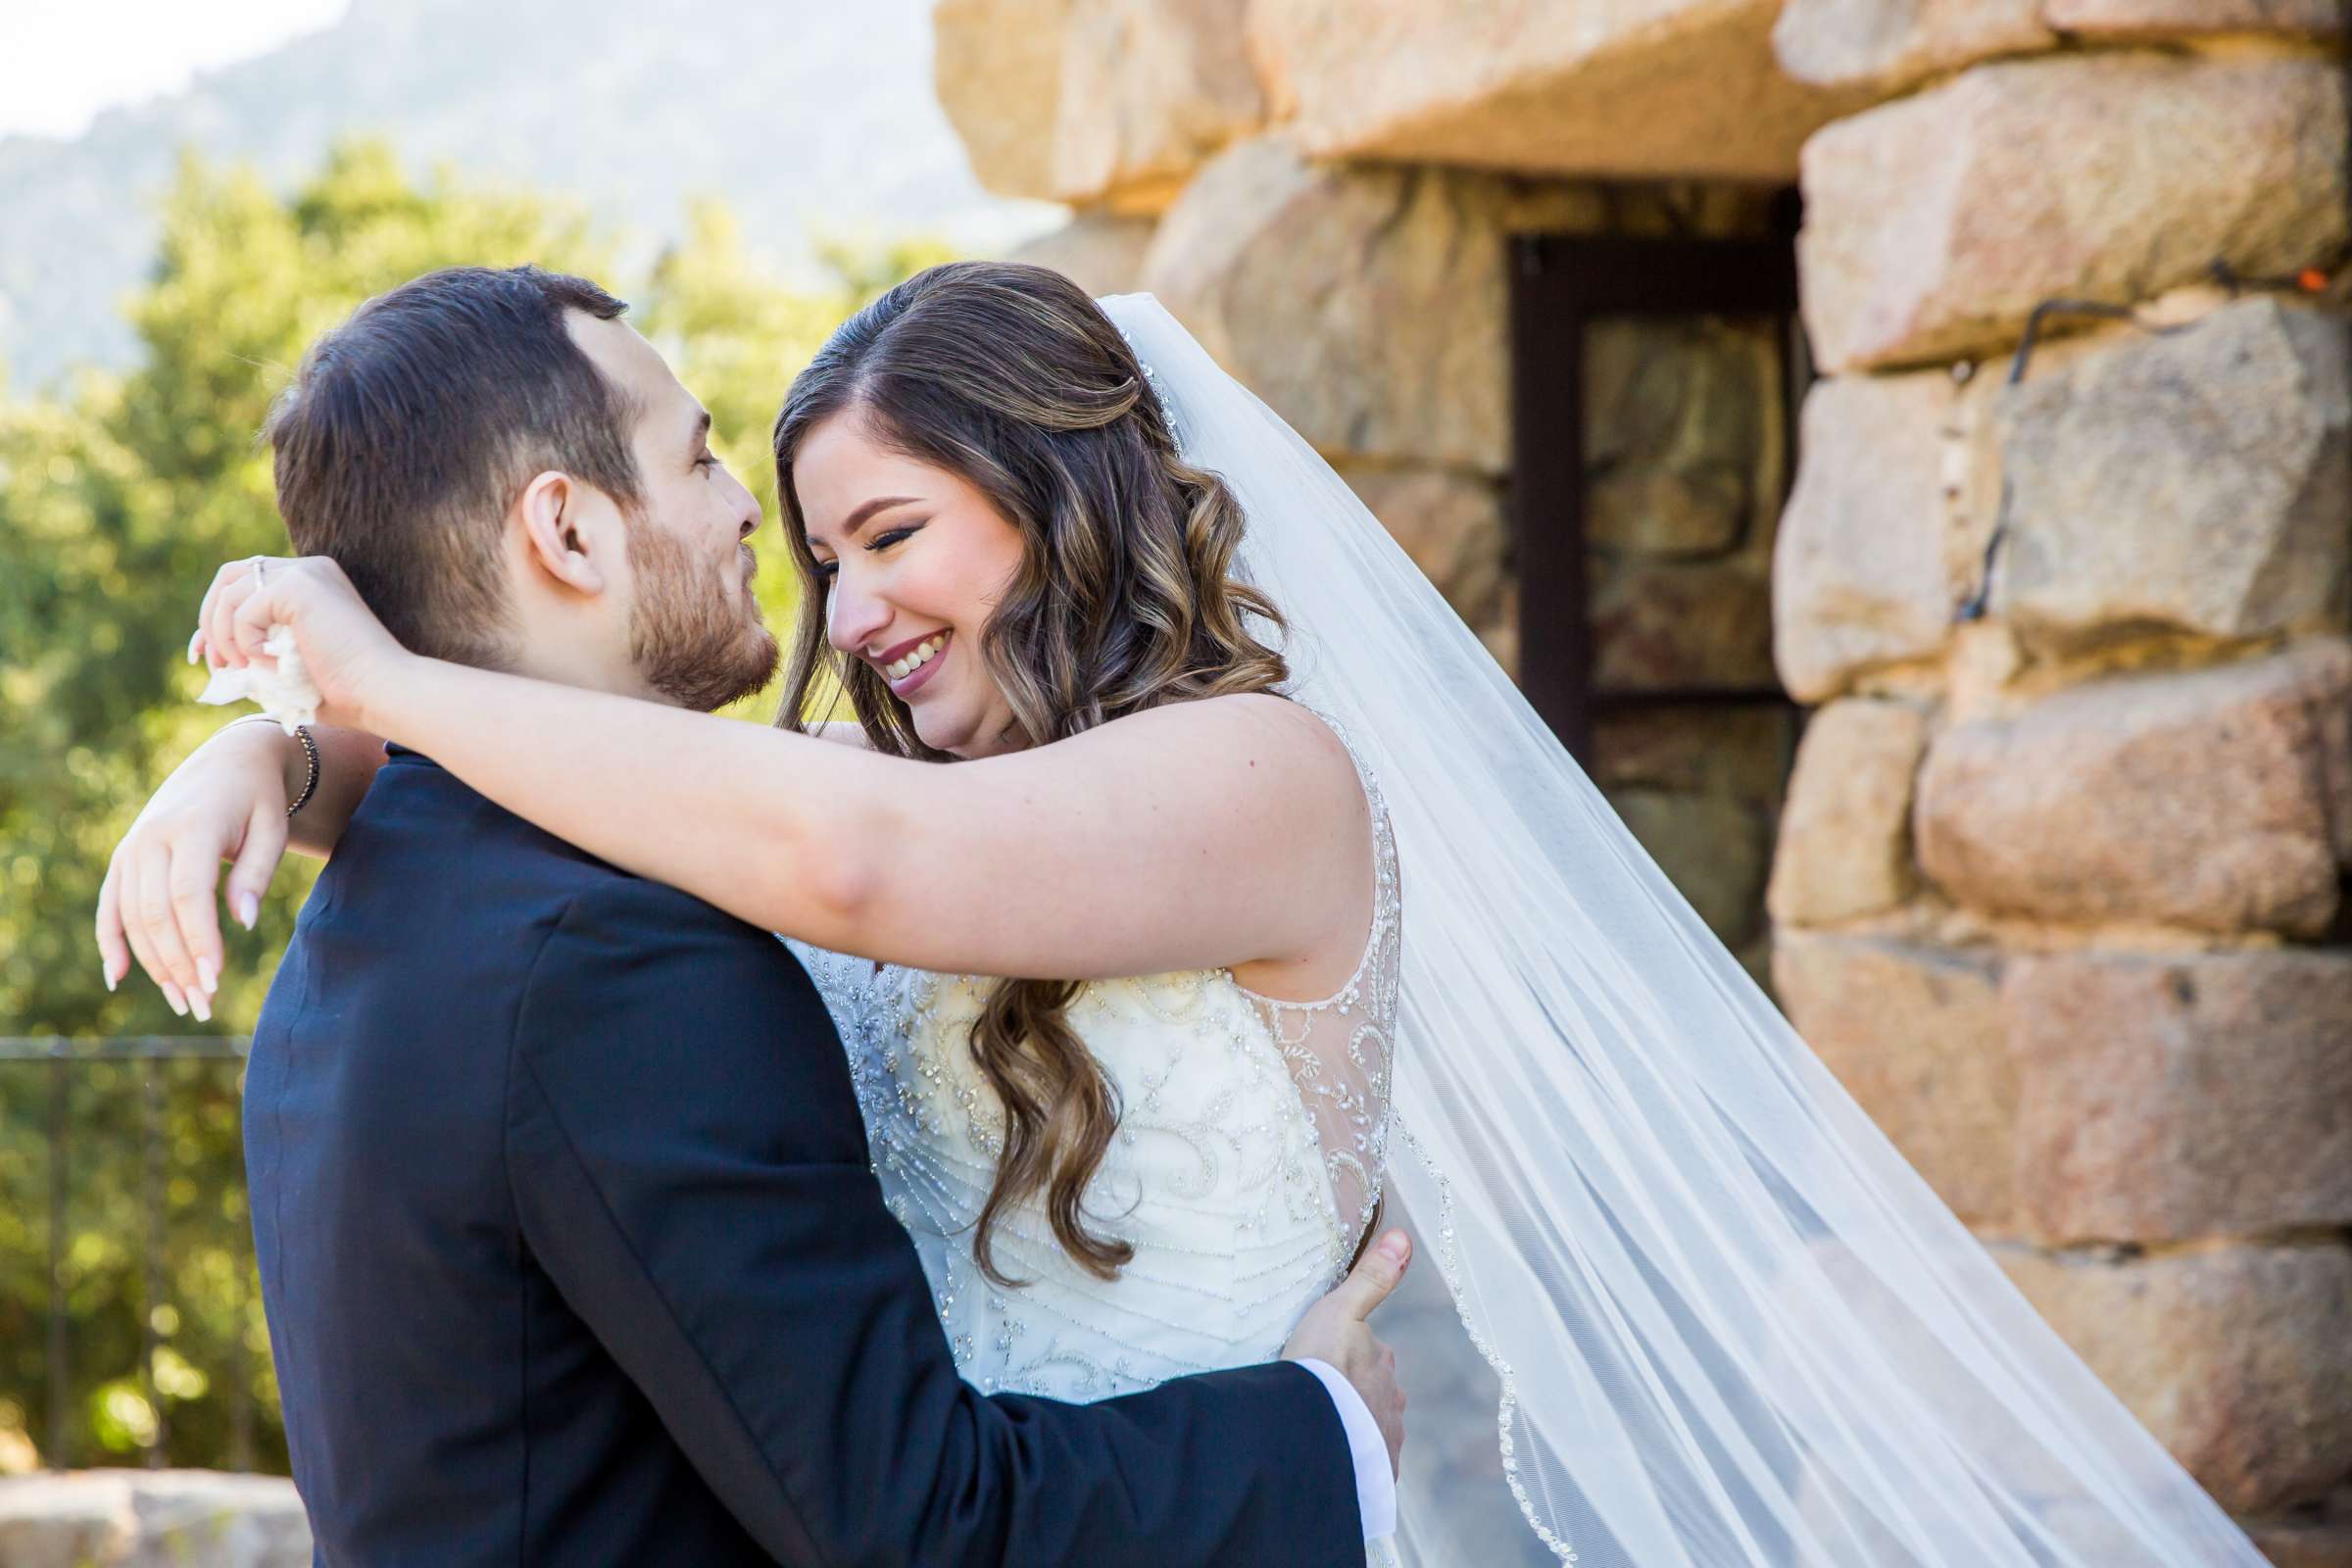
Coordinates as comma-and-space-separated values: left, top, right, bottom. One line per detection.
163, 986, 188, 1018
197, 958, 219, 995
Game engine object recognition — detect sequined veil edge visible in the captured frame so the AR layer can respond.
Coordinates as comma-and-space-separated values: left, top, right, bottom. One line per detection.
1284, 718, 1566, 1559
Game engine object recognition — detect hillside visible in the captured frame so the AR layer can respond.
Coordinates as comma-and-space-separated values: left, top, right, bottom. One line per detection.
0, 0, 1058, 386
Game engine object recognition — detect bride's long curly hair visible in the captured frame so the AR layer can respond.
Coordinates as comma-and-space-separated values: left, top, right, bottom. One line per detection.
770, 261, 1290, 1287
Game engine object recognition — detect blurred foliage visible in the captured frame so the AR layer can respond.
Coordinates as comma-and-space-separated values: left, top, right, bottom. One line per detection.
0, 139, 948, 1472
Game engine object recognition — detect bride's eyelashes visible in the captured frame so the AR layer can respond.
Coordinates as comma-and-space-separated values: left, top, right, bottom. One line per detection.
810, 521, 926, 583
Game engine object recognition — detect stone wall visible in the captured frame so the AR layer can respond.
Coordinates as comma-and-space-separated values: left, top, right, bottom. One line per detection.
0, 1470, 310, 1567
952, 2, 2352, 1552
1767, 6, 2352, 1556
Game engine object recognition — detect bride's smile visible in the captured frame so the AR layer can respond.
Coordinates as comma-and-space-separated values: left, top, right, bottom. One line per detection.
874, 628, 949, 697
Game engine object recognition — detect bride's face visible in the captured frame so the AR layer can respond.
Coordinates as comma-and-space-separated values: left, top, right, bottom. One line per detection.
796, 409, 1028, 759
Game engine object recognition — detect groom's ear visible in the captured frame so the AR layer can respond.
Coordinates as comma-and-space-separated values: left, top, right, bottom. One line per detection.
514, 468, 611, 597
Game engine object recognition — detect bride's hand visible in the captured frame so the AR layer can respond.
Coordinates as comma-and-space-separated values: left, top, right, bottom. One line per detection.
96, 720, 296, 1020
193, 556, 413, 731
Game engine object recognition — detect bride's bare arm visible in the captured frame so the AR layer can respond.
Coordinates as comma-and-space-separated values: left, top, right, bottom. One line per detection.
368, 658, 1369, 987
96, 720, 386, 1012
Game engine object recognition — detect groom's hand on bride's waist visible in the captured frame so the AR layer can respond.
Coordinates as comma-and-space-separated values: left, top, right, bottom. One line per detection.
1284, 1228, 1411, 1476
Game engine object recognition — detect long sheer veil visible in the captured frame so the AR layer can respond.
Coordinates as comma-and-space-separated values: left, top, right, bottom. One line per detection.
1097, 293, 2267, 1567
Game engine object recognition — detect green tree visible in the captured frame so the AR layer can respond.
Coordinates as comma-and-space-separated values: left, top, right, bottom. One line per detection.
0, 139, 945, 1471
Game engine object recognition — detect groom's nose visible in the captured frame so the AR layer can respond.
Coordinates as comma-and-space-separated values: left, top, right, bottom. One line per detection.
723, 469, 760, 539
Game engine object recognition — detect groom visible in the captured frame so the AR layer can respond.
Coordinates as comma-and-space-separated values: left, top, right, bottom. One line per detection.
242, 266, 1403, 1565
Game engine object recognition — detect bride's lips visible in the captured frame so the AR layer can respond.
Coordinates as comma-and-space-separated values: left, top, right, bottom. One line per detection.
878, 629, 951, 699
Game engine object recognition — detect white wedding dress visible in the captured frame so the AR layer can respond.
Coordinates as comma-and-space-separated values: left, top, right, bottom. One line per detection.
784, 720, 1398, 1409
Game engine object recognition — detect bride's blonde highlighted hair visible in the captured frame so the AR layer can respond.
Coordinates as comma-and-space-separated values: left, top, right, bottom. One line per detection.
770, 261, 1290, 1287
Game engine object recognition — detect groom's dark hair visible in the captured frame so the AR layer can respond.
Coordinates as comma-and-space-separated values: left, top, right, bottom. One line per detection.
265, 265, 645, 665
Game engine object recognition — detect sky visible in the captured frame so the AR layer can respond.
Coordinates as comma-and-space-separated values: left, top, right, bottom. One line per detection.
0, 0, 352, 141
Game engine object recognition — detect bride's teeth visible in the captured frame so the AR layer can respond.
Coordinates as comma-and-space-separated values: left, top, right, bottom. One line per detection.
886, 634, 946, 683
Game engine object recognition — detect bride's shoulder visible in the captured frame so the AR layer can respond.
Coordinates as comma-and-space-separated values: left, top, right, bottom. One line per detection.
1101, 694, 1365, 804
1102, 689, 1329, 745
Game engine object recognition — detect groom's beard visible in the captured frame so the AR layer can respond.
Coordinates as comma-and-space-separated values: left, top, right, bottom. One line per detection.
626, 524, 780, 712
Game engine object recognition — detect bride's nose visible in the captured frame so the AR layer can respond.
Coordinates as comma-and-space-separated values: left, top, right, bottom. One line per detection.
824, 569, 890, 656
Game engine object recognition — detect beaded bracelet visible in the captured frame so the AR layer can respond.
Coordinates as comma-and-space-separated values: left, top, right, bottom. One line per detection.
286, 724, 321, 818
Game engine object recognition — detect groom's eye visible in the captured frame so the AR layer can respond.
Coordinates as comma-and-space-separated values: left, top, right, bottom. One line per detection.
694, 451, 722, 472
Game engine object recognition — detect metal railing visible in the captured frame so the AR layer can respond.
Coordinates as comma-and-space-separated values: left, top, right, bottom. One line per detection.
1, 1035, 260, 1472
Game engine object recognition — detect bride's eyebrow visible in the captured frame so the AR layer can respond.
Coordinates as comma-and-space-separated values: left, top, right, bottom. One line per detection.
835, 495, 921, 540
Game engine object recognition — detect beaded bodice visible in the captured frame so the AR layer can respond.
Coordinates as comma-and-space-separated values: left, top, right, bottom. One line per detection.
785, 732, 1398, 1403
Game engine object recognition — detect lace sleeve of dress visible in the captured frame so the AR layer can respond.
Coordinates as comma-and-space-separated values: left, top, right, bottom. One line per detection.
1234, 710, 1401, 1273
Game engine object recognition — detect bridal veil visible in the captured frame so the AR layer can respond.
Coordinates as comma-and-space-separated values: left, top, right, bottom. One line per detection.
1098, 292, 2267, 1567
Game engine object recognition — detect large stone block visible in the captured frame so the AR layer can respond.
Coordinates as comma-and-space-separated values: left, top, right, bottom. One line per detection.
2045, 0, 2346, 37
1774, 0, 2051, 97
1247, 0, 1862, 181
1585, 315, 1784, 560
936, 0, 1263, 206
1799, 56, 2352, 372
1005, 211, 1157, 299
1776, 0, 2345, 94
1339, 465, 1508, 630
2005, 951, 2352, 1245
1767, 698, 1928, 925
0, 1470, 311, 1568
1998, 1244, 2352, 1513
1988, 300, 2352, 652
1773, 931, 2016, 1226
1592, 561, 1777, 691
933, 0, 1069, 201
1141, 135, 1517, 471
1772, 369, 1974, 700
1915, 641, 2352, 935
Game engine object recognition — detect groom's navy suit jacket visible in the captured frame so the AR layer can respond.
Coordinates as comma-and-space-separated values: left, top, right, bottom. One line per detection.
246, 749, 1361, 1566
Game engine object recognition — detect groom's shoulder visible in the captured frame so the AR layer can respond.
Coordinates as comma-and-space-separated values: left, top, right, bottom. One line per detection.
512, 870, 828, 1083
346, 756, 794, 972
505, 845, 809, 1016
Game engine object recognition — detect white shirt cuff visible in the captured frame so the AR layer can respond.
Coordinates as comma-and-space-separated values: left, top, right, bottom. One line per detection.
1295, 1357, 1396, 1541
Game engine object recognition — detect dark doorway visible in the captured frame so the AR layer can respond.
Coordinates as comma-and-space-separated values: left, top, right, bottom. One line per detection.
1508, 208, 1809, 966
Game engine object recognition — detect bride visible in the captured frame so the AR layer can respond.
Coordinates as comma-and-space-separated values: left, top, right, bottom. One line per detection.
103, 261, 2268, 1565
